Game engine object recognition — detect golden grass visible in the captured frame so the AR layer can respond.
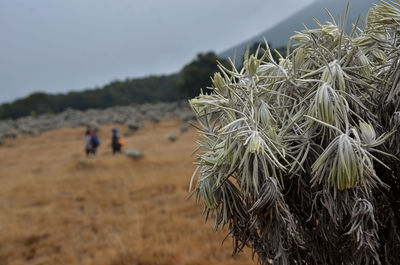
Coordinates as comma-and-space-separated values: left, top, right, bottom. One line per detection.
0, 119, 253, 265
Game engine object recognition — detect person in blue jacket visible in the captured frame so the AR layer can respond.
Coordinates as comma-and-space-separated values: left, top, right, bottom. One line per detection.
111, 128, 122, 154
85, 129, 100, 156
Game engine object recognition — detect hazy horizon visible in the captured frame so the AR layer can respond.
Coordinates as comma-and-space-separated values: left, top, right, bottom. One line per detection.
0, 0, 315, 104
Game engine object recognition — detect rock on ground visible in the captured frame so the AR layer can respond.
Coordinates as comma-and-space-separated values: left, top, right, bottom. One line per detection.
125, 149, 145, 160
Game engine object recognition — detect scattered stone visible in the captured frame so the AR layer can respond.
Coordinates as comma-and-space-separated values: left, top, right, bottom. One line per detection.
125, 149, 144, 160
127, 121, 142, 132
168, 134, 178, 142
123, 131, 133, 137
0, 101, 193, 139
18, 125, 34, 136
178, 112, 196, 122
113, 117, 126, 124
151, 116, 161, 123
179, 124, 189, 133
146, 111, 162, 123
86, 122, 99, 133
2, 131, 17, 139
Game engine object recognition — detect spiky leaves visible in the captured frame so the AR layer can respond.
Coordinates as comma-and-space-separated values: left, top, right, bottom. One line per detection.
189, 1, 400, 264
311, 132, 382, 191
346, 199, 380, 264
249, 178, 303, 264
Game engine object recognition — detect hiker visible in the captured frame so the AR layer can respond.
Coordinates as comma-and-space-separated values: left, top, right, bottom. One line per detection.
111, 128, 124, 154
91, 131, 100, 155
85, 129, 100, 156
85, 129, 94, 156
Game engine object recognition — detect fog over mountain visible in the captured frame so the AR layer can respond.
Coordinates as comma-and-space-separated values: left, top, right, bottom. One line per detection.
0, 0, 313, 104
220, 0, 379, 60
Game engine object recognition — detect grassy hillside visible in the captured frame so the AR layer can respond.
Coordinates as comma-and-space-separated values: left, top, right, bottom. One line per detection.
0, 120, 253, 265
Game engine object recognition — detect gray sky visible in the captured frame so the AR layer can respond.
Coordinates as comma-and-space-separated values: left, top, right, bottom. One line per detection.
0, 0, 314, 103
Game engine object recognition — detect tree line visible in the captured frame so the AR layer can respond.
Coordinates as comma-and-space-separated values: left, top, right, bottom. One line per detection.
0, 43, 285, 120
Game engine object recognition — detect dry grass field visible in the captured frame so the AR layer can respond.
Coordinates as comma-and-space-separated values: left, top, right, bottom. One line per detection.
0, 119, 253, 265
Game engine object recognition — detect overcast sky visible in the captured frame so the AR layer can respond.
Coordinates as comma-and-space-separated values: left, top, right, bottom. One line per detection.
0, 0, 315, 103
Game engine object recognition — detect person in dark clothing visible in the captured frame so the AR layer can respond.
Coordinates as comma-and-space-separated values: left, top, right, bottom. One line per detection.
111, 128, 122, 154
91, 131, 100, 155
85, 129, 94, 156
85, 129, 100, 156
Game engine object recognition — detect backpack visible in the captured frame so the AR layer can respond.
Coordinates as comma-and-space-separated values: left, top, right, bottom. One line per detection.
118, 136, 125, 147
91, 135, 100, 148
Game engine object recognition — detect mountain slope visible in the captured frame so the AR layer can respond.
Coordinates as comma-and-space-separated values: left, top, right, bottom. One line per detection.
220, 0, 379, 60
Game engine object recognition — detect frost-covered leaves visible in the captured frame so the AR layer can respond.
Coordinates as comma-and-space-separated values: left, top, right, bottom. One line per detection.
189, 1, 400, 264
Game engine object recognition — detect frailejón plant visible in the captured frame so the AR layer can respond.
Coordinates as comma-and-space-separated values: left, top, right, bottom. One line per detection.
189, 1, 400, 264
